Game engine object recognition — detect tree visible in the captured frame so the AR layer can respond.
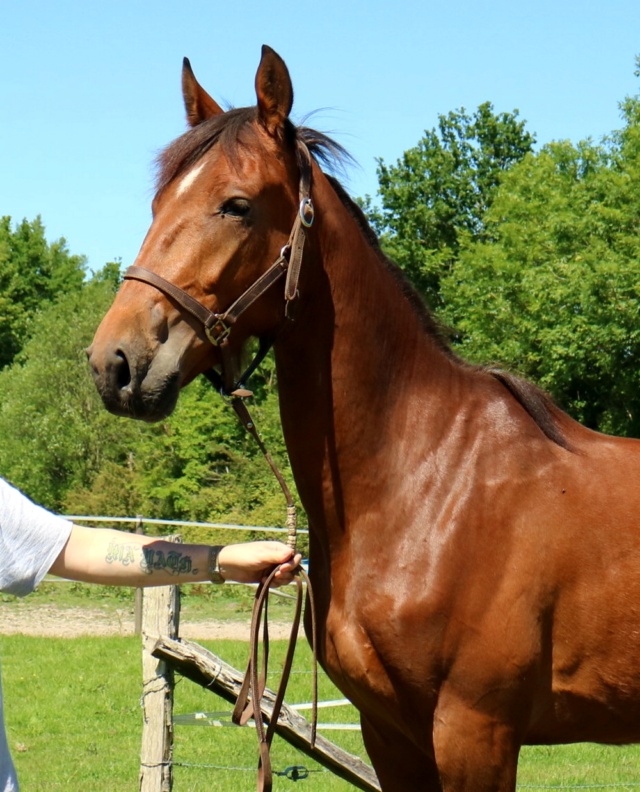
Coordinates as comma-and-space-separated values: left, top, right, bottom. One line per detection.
0, 267, 137, 507
0, 264, 297, 527
364, 103, 535, 307
0, 216, 86, 368
441, 98, 640, 436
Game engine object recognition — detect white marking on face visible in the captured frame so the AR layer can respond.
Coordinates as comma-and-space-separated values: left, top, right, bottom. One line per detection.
176, 162, 206, 197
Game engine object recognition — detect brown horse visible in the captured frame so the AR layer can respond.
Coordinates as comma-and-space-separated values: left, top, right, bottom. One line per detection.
88, 46, 640, 790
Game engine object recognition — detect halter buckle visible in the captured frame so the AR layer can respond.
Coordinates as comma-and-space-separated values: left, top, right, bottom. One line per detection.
205, 317, 231, 346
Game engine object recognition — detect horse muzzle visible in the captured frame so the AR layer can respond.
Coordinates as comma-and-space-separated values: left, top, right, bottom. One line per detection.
86, 340, 182, 422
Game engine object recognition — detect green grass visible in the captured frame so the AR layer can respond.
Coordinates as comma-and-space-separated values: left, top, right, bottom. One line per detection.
1, 635, 368, 791
4, 632, 640, 791
517, 743, 640, 790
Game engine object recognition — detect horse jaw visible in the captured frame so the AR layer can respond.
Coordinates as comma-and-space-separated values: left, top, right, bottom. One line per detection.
87, 314, 203, 423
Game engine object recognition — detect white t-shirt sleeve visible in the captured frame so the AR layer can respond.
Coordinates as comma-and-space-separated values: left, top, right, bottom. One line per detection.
0, 478, 73, 597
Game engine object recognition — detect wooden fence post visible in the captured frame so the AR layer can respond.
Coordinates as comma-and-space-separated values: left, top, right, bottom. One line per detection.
134, 515, 144, 636
139, 536, 181, 792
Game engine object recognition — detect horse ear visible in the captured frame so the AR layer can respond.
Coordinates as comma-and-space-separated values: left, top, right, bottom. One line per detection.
255, 45, 293, 136
182, 57, 224, 127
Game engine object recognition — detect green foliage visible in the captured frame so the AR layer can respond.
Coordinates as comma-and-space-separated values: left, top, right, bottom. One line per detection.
87, 374, 296, 527
0, 266, 300, 529
365, 103, 534, 307
359, 65, 640, 436
0, 216, 86, 369
441, 98, 640, 435
0, 270, 136, 507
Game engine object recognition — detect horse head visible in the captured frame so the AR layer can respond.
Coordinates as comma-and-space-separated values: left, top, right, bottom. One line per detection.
88, 46, 308, 421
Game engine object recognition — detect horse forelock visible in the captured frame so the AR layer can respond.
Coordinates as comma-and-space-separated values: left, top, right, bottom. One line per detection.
155, 107, 260, 195
155, 110, 352, 197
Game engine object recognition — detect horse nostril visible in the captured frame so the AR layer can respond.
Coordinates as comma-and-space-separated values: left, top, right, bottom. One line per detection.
115, 349, 132, 391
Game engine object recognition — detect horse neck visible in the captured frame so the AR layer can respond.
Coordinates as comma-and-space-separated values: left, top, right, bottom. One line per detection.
274, 172, 463, 537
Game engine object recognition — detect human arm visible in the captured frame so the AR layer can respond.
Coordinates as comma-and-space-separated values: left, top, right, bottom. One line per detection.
48, 524, 301, 587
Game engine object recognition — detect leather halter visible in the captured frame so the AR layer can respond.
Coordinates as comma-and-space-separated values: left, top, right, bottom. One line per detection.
123, 140, 314, 397
123, 139, 318, 792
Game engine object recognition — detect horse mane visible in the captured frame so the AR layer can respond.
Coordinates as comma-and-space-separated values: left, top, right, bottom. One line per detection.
156, 111, 570, 450
482, 368, 571, 450
299, 131, 571, 451
156, 107, 261, 194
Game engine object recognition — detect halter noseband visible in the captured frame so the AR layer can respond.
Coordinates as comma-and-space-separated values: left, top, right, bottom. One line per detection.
122, 140, 314, 397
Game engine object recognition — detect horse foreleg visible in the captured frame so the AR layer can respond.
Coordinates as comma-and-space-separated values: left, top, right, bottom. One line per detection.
432, 695, 520, 791
360, 714, 443, 791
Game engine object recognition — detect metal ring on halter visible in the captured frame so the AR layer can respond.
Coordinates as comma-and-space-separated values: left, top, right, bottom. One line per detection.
299, 198, 315, 228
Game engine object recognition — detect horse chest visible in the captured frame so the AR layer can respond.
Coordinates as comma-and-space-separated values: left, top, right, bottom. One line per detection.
320, 609, 400, 718
318, 595, 441, 727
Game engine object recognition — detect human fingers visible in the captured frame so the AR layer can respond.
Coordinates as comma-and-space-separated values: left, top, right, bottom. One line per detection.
273, 553, 302, 576
267, 554, 303, 587
258, 558, 293, 585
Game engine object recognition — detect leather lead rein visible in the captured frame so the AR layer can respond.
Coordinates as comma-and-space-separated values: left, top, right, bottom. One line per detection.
232, 564, 317, 792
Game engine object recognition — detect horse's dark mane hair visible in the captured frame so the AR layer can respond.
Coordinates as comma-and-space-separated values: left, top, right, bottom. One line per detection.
156, 110, 569, 450
321, 170, 454, 354
314, 156, 571, 451
295, 130, 570, 450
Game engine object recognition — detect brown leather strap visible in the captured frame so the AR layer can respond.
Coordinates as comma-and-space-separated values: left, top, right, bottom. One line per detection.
231, 398, 297, 536
125, 265, 214, 327
284, 142, 314, 309
232, 565, 317, 792
296, 140, 313, 202
284, 213, 308, 304
124, 250, 289, 348
206, 249, 290, 343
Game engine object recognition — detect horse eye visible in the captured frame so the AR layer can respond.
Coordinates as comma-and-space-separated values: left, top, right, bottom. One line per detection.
221, 198, 251, 218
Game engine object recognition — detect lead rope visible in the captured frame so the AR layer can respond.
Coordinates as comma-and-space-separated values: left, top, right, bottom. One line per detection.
228, 397, 297, 549
229, 394, 318, 792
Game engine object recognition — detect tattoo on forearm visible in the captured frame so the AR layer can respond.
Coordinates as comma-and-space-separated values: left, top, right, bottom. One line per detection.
105, 543, 199, 576
105, 542, 137, 567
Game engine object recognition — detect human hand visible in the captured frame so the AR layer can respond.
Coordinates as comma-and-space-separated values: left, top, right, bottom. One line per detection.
217, 541, 302, 586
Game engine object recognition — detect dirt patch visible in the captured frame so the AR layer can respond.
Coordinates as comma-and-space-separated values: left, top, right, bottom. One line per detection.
0, 603, 300, 640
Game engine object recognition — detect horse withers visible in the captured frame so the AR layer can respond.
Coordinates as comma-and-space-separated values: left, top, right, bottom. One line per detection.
87, 46, 640, 791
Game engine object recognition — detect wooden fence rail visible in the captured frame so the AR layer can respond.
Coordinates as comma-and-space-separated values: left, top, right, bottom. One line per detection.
139, 581, 380, 792
152, 634, 381, 792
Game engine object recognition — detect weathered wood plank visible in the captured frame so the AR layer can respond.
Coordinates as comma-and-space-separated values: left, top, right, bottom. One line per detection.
153, 635, 381, 792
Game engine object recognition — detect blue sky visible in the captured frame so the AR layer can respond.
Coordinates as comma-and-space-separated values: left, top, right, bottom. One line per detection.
2, 0, 640, 272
